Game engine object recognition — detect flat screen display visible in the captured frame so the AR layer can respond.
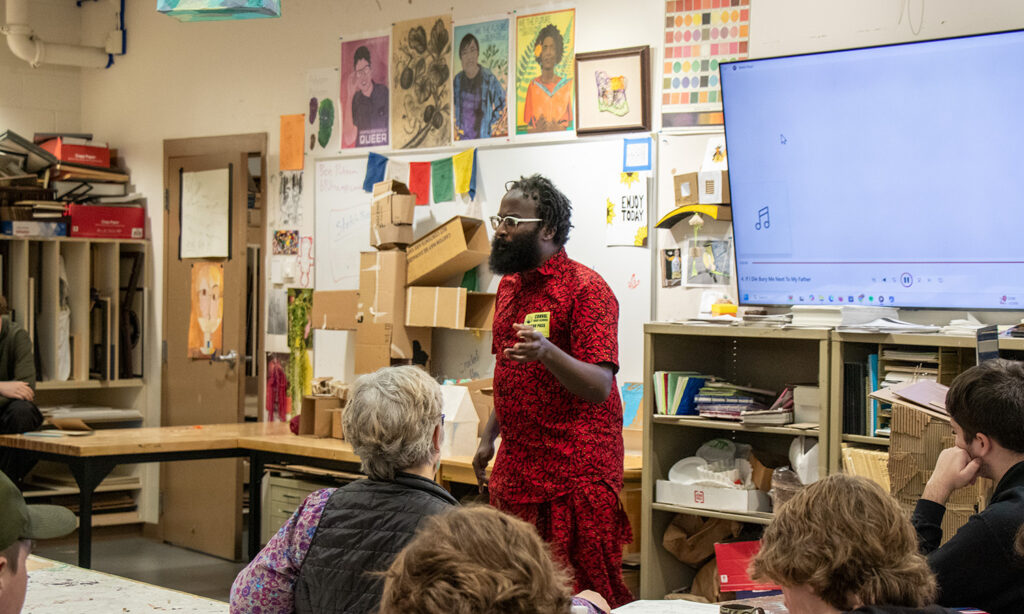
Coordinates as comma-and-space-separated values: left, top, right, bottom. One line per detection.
721, 30, 1024, 310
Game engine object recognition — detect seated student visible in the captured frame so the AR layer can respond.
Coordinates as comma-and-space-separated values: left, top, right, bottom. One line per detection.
229, 365, 457, 614
0, 296, 42, 487
0, 469, 77, 614
750, 474, 956, 614
911, 359, 1024, 614
378, 505, 610, 614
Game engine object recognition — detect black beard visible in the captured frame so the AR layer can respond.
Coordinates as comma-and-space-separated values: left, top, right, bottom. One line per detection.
489, 229, 542, 275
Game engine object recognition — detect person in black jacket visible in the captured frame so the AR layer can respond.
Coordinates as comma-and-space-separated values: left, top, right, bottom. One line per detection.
0, 295, 41, 488
911, 358, 1024, 614
229, 365, 456, 614
750, 474, 956, 614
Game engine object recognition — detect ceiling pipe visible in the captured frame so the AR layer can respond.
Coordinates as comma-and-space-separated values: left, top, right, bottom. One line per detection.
2, 0, 118, 69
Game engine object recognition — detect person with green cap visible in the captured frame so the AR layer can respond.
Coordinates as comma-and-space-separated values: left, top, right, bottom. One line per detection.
0, 470, 76, 614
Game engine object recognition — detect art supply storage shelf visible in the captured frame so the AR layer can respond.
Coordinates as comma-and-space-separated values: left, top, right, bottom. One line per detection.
828, 332, 1024, 473
0, 235, 149, 527
640, 323, 830, 599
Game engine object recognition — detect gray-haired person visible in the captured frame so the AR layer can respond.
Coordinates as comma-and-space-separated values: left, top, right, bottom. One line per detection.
230, 366, 456, 614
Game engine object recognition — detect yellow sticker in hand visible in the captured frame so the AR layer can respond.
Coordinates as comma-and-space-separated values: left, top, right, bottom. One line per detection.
523, 312, 551, 338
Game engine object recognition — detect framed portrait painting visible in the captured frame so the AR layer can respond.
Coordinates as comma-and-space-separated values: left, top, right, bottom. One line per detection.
574, 46, 651, 135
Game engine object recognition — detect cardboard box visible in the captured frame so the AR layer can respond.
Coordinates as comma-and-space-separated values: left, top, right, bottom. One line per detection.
656, 479, 772, 513
357, 251, 406, 325
619, 481, 642, 554
40, 137, 110, 168
327, 407, 345, 439
440, 385, 480, 458
405, 287, 496, 330
299, 395, 341, 438
0, 221, 67, 237
354, 322, 432, 374
406, 216, 490, 286
68, 204, 144, 239
371, 179, 415, 249
456, 378, 493, 436
311, 290, 359, 330
697, 170, 730, 205
673, 172, 700, 207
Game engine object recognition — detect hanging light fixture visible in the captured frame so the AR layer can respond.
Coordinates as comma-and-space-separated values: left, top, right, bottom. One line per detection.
157, 0, 281, 22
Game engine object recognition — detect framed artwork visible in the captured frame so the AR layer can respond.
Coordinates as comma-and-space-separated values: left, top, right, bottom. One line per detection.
515, 9, 575, 135
575, 46, 651, 135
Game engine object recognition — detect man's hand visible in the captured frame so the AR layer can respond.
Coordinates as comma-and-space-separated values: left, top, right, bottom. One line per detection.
0, 381, 34, 402
922, 447, 982, 505
472, 438, 495, 493
503, 324, 549, 363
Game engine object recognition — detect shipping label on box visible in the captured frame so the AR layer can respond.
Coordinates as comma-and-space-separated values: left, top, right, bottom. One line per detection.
357, 251, 406, 325
655, 479, 771, 513
311, 290, 359, 330
406, 216, 490, 286
300, 395, 341, 438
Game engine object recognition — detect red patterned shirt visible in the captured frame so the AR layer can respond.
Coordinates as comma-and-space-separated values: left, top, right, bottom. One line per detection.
490, 248, 624, 503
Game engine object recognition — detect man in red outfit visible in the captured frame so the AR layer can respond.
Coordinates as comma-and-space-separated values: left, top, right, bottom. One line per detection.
473, 174, 632, 608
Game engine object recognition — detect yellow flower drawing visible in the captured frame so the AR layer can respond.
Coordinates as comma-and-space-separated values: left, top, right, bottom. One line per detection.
606, 198, 616, 224
633, 225, 648, 247
620, 171, 640, 188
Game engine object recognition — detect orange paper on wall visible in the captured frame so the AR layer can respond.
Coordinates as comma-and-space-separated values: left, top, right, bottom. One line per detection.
280, 114, 305, 171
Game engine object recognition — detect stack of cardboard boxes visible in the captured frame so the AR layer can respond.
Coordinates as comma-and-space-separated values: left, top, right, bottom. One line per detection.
301, 179, 496, 438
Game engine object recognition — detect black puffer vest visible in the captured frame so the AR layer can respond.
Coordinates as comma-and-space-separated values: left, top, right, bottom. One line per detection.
294, 472, 457, 614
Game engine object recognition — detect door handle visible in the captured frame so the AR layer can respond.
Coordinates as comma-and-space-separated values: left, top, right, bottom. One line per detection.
212, 350, 238, 366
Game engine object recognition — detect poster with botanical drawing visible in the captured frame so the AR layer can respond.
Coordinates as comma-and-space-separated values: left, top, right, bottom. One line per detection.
686, 238, 732, 286
341, 35, 390, 149
188, 262, 224, 358
306, 67, 340, 153
392, 15, 453, 149
515, 9, 575, 135
453, 18, 509, 140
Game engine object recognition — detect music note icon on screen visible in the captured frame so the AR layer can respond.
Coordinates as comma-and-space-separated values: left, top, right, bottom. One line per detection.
755, 206, 770, 230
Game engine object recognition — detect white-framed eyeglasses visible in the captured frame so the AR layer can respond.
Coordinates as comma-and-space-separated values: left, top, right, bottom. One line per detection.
489, 215, 542, 230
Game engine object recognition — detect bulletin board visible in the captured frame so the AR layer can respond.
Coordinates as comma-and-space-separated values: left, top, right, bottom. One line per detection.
313, 138, 654, 384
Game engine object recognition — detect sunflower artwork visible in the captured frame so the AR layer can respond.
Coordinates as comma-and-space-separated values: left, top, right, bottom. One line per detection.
392, 15, 453, 149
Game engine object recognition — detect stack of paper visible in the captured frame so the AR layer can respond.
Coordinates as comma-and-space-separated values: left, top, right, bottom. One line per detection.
869, 379, 949, 420
837, 317, 940, 333
791, 305, 898, 327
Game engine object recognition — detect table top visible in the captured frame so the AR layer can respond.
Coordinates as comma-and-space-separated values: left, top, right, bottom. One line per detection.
238, 433, 361, 463
0, 422, 290, 457
23, 555, 227, 613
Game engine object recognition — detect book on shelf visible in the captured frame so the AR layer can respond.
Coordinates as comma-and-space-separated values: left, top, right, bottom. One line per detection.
867, 353, 879, 435
843, 361, 866, 436
51, 162, 128, 183
652, 371, 707, 415
740, 408, 794, 425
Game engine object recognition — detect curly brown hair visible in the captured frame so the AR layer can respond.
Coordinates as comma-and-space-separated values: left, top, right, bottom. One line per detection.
378, 505, 574, 614
750, 474, 937, 610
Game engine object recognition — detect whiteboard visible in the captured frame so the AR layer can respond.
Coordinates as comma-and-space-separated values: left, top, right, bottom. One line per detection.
314, 158, 373, 290
313, 138, 653, 384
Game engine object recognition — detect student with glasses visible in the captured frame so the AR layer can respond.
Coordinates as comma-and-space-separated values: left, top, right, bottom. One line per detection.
473, 174, 633, 608
231, 366, 455, 614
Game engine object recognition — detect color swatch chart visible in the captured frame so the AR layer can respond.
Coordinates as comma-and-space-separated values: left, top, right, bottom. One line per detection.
662, 0, 749, 127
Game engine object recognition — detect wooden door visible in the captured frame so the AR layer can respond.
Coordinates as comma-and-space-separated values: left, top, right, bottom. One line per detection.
161, 134, 263, 559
